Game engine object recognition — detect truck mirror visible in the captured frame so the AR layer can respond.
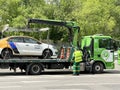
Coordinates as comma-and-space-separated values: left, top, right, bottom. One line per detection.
112, 40, 118, 51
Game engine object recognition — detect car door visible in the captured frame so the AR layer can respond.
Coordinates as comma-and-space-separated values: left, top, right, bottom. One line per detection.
23, 37, 42, 55
8, 37, 25, 55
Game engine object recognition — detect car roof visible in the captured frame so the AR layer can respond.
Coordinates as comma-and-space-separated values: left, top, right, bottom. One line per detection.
8, 36, 32, 38
1, 36, 37, 41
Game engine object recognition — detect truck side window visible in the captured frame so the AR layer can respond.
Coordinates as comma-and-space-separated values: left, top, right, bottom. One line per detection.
99, 39, 111, 49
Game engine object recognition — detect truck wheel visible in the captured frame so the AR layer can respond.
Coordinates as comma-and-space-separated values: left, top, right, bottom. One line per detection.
1, 49, 13, 59
29, 64, 42, 75
92, 62, 104, 74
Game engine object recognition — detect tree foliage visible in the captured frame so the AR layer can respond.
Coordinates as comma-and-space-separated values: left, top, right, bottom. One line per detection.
0, 0, 120, 41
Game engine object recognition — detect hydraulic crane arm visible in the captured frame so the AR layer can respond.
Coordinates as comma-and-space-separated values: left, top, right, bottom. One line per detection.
27, 18, 80, 47
28, 19, 67, 27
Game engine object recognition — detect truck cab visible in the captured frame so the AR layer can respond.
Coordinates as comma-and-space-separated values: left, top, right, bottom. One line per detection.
81, 34, 116, 73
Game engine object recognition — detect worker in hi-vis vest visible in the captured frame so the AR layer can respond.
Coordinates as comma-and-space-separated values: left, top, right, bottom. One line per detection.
71, 48, 83, 75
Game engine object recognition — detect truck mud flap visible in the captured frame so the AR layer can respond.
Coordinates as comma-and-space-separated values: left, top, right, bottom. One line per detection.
85, 60, 94, 73
80, 63, 85, 71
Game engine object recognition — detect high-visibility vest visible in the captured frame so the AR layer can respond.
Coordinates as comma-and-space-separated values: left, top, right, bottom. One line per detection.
74, 50, 83, 62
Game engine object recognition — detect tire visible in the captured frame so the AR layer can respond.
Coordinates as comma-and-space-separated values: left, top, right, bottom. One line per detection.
42, 49, 53, 59
1, 49, 13, 59
92, 62, 104, 74
29, 64, 42, 75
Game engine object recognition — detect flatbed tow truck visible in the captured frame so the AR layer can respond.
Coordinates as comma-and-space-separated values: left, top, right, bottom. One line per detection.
0, 19, 118, 75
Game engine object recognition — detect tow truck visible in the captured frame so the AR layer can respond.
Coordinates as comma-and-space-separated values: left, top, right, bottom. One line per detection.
0, 18, 118, 75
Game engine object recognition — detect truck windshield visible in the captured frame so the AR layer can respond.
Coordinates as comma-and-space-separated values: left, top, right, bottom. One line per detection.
99, 38, 111, 50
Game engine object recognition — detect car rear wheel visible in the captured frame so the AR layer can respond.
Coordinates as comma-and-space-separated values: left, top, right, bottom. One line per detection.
1, 49, 13, 59
42, 49, 53, 59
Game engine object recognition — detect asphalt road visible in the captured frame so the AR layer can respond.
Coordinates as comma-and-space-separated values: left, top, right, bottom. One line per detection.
0, 61, 120, 90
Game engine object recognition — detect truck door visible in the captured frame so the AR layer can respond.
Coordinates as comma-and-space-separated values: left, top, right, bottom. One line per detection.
99, 38, 114, 62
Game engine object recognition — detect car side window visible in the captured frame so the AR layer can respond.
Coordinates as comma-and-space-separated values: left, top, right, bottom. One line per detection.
8, 38, 14, 42
24, 37, 38, 44
8, 37, 23, 42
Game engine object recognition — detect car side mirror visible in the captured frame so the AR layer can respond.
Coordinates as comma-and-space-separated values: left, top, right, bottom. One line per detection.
37, 41, 41, 44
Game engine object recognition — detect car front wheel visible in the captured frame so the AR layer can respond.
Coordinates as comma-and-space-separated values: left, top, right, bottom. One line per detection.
42, 49, 53, 59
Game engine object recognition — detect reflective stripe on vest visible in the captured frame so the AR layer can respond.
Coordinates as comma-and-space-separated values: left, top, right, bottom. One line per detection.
74, 50, 82, 62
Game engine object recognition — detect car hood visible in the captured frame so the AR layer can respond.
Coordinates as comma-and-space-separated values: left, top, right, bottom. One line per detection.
41, 43, 53, 47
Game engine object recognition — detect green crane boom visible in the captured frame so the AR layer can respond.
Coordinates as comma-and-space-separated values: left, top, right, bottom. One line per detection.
27, 18, 80, 48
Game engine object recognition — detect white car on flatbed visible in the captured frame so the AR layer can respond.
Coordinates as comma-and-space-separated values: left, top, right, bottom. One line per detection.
0, 36, 58, 59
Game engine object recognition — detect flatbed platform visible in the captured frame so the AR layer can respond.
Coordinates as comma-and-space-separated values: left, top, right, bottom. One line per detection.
0, 58, 69, 63
0, 57, 71, 75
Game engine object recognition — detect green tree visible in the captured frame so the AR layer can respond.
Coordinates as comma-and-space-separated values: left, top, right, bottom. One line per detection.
0, 0, 46, 28
0, 0, 120, 41
111, 0, 120, 39
43, 0, 81, 42
72, 0, 117, 36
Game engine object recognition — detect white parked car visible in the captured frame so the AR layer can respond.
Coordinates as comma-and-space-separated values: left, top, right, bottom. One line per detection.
0, 36, 58, 59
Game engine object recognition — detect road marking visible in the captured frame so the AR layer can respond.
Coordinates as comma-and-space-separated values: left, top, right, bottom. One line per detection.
67, 82, 120, 86
21, 80, 49, 83
0, 86, 21, 88
21, 79, 60, 83
0, 76, 29, 79
0, 81, 20, 84
49, 88, 88, 90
